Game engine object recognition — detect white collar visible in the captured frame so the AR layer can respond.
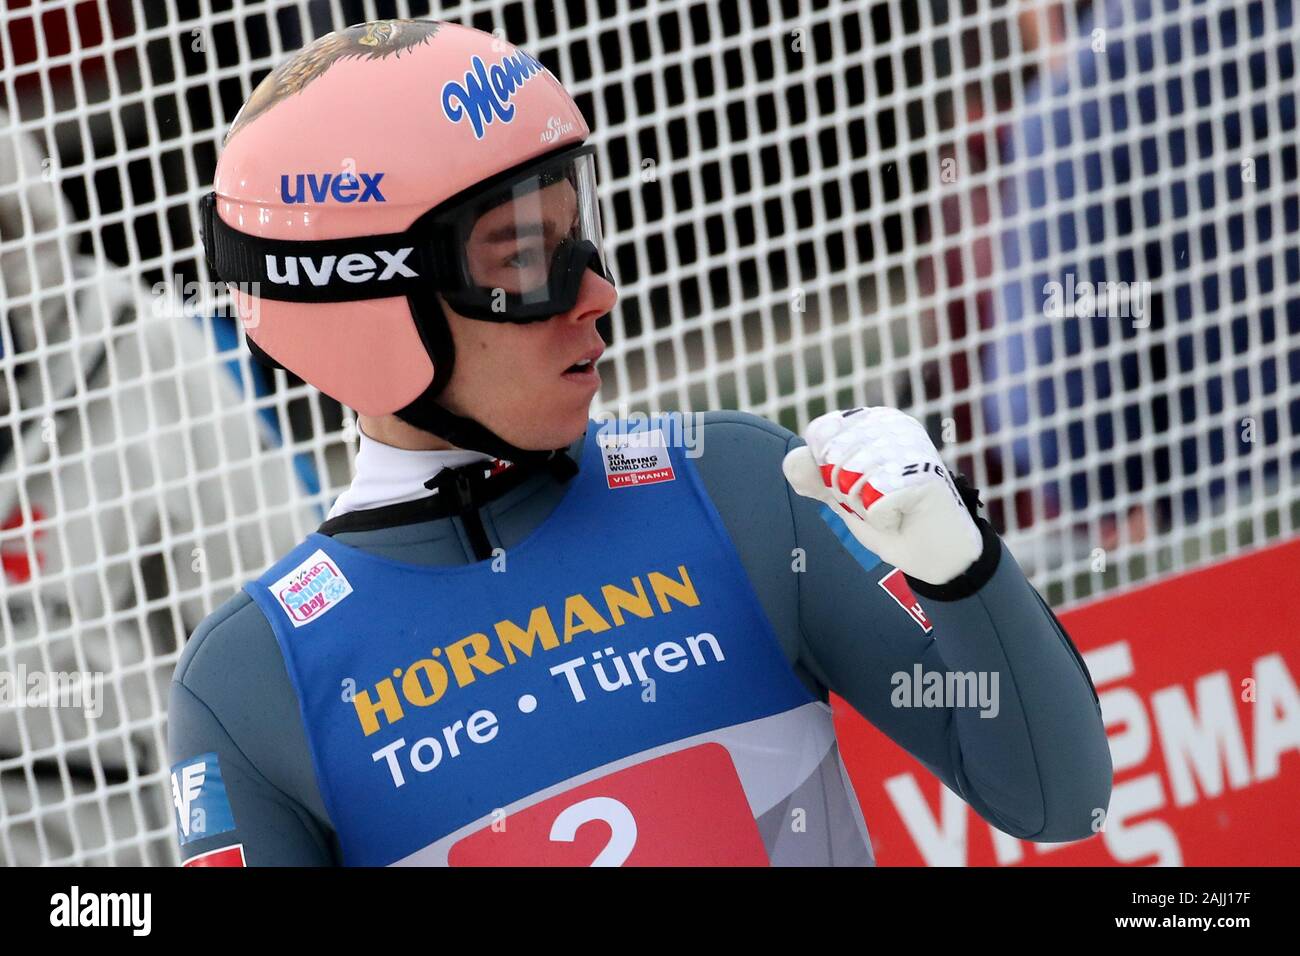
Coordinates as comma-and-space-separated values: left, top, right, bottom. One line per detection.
326, 424, 496, 520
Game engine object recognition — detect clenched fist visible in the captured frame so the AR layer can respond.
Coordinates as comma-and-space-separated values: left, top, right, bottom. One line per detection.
783, 407, 985, 585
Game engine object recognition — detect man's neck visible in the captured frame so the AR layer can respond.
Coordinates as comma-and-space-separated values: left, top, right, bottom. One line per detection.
327, 420, 495, 519
357, 413, 458, 451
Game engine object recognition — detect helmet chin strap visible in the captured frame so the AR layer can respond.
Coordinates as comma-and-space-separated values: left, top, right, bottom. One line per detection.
243, 293, 581, 470
394, 287, 586, 470
393, 393, 574, 469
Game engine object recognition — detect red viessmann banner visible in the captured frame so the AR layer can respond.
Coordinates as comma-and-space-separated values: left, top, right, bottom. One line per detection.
833, 537, 1300, 866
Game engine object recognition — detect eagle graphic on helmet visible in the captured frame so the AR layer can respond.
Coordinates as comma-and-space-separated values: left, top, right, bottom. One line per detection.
226, 20, 443, 142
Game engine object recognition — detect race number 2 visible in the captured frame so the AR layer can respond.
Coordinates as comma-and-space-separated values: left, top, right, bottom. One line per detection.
448, 743, 769, 866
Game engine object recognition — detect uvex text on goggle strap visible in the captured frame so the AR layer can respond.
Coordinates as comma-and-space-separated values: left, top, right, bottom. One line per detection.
199, 144, 613, 323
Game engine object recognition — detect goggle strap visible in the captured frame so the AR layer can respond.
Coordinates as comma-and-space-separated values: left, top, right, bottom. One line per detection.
200, 193, 438, 304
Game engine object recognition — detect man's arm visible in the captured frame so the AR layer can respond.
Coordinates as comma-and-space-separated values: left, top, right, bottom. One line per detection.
168, 594, 334, 865
792, 481, 1111, 842
695, 410, 1111, 843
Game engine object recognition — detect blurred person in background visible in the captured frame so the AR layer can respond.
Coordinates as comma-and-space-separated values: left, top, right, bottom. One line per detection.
978, 0, 1299, 554
914, 0, 1073, 531
0, 106, 316, 865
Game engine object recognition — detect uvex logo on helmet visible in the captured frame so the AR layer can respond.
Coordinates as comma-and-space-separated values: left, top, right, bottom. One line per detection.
281, 172, 387, 204
265, 249, 417, 286
441, 50, 546, 140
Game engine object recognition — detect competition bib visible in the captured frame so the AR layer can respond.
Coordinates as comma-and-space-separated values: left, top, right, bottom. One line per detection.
248, 419, 873, 865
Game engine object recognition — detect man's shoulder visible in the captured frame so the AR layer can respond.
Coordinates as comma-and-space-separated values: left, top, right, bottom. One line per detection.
692, 410, 799, 472
169, 581, 329, 825
688, 411, 800, 513
698, 409, 797, 446
174, 588, 279, 693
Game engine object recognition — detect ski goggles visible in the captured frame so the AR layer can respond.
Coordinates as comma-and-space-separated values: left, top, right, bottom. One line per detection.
200, 143, 613, 323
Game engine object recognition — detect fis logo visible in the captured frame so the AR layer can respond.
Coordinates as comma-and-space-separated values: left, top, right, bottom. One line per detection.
170, 753, 236, 846
442, 51, 546, 140
281, 171, 386, 204
264, 248, 417, 287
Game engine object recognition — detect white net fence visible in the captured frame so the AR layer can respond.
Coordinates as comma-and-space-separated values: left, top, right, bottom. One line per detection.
0, 0, 1296, 865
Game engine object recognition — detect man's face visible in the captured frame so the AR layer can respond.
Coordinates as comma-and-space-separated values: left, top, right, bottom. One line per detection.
435, 179, 617, 453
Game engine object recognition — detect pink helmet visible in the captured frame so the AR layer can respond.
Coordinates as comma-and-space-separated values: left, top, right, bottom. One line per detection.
201, 19, 613, 460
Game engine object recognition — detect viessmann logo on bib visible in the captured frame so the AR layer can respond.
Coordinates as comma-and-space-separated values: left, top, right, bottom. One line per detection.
599, 428, 675, 489
269, 548, 354, 627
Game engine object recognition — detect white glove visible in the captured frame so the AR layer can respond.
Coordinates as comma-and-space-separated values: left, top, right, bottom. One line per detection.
782, 407, 984, 585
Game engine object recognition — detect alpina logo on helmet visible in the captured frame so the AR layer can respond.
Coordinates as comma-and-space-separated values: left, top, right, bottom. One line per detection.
265, 249, 418, 286
281, 172, 387, 204
441, 50, 546, 140
540, 115, 576, 144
